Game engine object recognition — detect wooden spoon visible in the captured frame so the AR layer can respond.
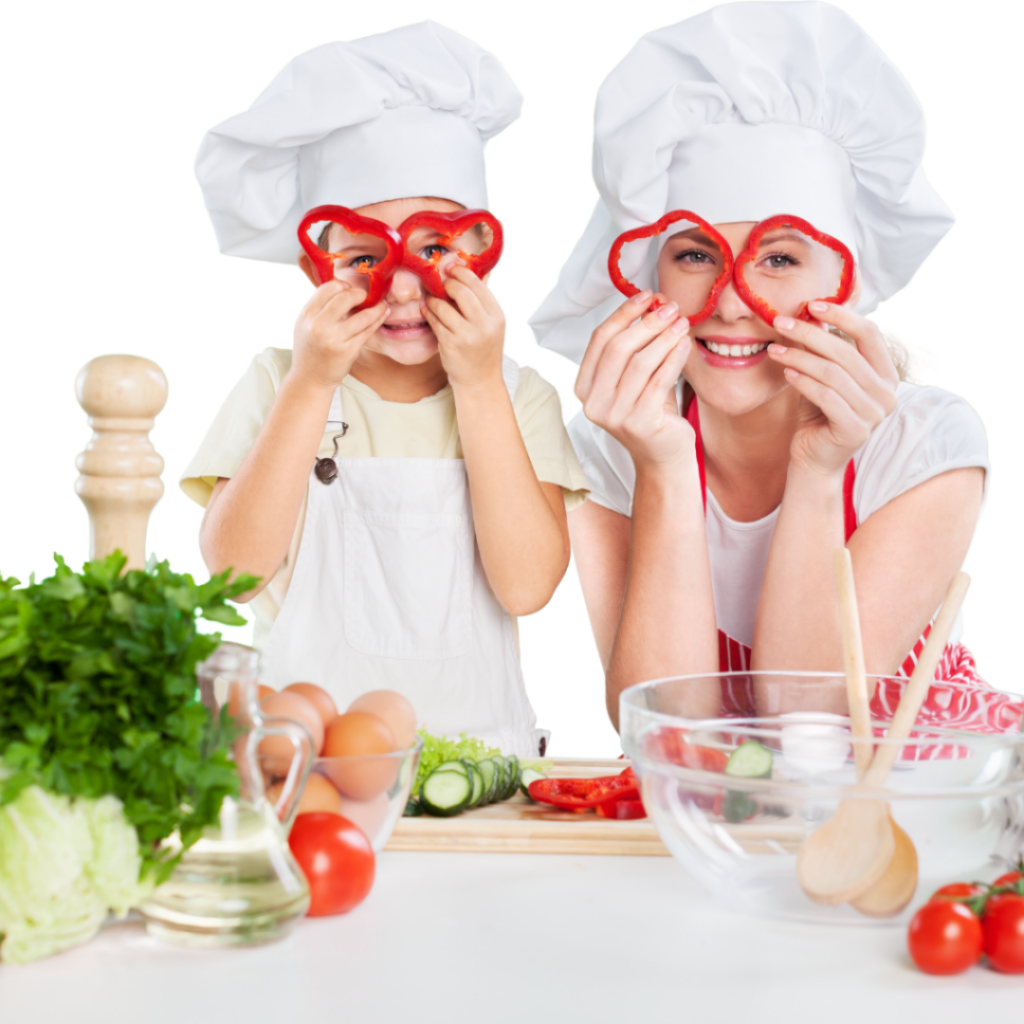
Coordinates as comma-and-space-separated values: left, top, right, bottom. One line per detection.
849, 571, 971, 917
796, 550, 893, 905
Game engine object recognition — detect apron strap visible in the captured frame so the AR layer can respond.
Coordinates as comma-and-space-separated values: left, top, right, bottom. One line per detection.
684, 394, 858, 541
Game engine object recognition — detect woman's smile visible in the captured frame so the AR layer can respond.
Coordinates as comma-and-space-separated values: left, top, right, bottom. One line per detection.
695, 333, 771, 368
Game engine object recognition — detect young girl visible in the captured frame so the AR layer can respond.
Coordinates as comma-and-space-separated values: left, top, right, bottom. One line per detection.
182, 23, 588, 757
531, 2, 1022, 733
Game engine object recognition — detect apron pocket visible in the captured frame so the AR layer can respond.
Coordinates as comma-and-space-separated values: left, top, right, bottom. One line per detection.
343, 511, 473, 660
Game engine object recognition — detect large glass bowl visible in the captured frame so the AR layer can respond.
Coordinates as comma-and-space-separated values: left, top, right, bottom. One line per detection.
620, 672, 1024, 925
260, 740, 422, 853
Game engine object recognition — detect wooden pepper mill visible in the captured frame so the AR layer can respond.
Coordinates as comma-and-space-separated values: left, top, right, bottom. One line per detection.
75, 355, 169, 570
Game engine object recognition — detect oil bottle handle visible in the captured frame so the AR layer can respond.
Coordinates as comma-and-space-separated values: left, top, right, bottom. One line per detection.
248, 716, 316, 831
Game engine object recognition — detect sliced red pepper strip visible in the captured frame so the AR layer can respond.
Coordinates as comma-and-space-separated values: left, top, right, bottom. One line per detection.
643, 727, 728, 773
297, 205, 403, 311
398, 209, 504, 299
607, 210, 734, 325
528, 768, 638, 810
733, 214, 854, 324
595, 797, 647, 820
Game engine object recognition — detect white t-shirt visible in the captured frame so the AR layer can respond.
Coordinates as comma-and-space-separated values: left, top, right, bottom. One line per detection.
568, 383, 989, 647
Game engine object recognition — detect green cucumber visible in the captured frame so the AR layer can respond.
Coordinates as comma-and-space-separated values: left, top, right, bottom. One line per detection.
487, 756, 506, 803
403, 797, 424, 817
420, 769, 472, 817
501, 755, 520, 801
520, 767, 546, 799
724, 741, 773, 778
477, 757, 497, 799
435, 759, 469, 777
466, 763, 485, 808
721, 791, 758, 823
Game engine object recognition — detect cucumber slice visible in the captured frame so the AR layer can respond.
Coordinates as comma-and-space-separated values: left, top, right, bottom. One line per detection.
466, 763, 485, 808
477, 757, 496, 799
520, 767, 546, 799
500, 755, 520, 801
721, 790, 758, 823
724, 741, 772, 778
435, 759, 469, 777
403, 797, 424, 817
420, 769, 472, 817
487, 756, 506, 803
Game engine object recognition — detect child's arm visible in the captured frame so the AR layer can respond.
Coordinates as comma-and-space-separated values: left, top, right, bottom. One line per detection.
422, 266, 570, 616
200, 282, 388, 597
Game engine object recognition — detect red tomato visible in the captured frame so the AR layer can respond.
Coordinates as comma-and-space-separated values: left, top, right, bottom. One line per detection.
288, 812, 375, 916
983, 894, 1024, 973
993, 871, 1023, 889
907, 900, 983, 975
931, 882, 984, 903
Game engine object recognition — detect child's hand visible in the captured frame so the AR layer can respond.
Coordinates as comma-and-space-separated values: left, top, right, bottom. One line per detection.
421, 265, 505, 389
291, 280, 389, 390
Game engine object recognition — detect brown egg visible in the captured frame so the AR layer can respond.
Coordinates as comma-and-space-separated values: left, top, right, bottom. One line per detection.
285, 682, 338, 731
338, 793, 391, 848
266, 772, 342, 822
321, 712, 397, 800
258, 691, 325, 774
347, 690, 418, 750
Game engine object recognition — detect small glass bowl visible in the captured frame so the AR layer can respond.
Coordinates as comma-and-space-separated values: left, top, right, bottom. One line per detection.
260, 739, 422, 852
620, 672, 1024, 925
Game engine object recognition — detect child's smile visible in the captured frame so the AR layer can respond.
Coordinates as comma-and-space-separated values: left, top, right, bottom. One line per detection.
378, 317, 433, 341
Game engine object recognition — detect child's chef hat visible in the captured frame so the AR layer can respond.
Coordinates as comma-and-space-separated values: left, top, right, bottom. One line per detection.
195, 22, 521, 264
530, 1, 954, 362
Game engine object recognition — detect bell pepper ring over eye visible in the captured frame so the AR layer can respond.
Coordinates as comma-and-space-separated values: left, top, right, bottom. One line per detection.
297, 205, 405, 312
608, 212, 854, 326
398, 209, 504, 300
608, 210, 734, 325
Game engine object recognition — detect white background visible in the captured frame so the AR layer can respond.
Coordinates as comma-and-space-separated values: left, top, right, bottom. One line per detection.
2, 0, 1021, 757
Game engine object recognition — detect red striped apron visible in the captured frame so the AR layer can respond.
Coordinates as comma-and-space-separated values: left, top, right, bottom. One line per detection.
685, 398, 1023, 748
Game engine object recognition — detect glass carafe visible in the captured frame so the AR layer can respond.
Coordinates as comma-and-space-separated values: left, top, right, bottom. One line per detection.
139, 643, 314, 947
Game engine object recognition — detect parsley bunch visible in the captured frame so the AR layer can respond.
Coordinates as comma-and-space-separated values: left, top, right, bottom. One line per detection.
0, 553, 258, 882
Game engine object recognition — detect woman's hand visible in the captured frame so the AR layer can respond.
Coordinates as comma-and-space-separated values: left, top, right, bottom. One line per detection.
422, 265, 505, 389
575, 290, 693, 470
292, 280, 389, 391
767, 301, 899, 477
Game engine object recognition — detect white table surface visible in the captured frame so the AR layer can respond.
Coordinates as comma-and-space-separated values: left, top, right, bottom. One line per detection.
1, 851, 1019, 1024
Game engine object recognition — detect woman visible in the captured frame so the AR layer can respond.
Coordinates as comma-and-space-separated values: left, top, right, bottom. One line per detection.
531, 2, 1021, 734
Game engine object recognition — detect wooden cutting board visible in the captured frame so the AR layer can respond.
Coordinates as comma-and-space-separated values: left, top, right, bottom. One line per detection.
385, 758, 806, 857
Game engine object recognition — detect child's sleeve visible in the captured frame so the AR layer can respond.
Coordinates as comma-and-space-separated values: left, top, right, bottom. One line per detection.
511, 367, 590, 510
180, 349, 292, 508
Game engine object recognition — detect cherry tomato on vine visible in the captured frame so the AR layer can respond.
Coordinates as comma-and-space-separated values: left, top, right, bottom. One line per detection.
993, 871, 1023, 889
931, 882, 984, 903
288, 812, 375, 916
907, 900, 983, 975
983, 894, 1024, 974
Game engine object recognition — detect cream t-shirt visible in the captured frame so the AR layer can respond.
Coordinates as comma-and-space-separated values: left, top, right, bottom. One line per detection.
182, 348, 589, 641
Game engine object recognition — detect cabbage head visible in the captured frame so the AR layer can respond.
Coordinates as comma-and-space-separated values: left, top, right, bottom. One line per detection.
0, 786, 153, 963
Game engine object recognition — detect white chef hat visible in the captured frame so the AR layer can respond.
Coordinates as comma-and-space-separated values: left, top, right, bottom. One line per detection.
195, 21, 522, 264
530, 1, 954, 362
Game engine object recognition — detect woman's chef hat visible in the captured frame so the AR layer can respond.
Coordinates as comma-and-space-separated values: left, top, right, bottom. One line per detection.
195, 21, 521, 264
530, 1, 954, 362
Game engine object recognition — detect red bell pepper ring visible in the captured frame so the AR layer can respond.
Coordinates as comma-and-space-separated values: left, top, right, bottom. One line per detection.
607, 210, 734, 324
398, 209, 504, 299
608, 211, 854, 327
733, 214, 854, 324
595, 797, 647, 820
528, 767, 638, 810
297, 205, 404, 311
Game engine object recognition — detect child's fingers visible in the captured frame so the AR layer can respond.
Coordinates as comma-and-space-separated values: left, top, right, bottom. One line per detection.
576, 291, 659, 399
442, 273, 486, 322
422, 294, 462, 334
319, 282, 375, 324
445, 265, 499, 316
305, 279, 364, 318
344, 301, 390, 342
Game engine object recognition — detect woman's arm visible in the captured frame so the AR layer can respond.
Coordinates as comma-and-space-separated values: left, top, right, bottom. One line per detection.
570, 293, 719, 729
201, 281, 388, 597
753, 301, 982, 681
423, 267, 569, 614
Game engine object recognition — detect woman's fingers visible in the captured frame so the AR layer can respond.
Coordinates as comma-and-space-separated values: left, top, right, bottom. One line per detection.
767, 344, 887, 425
576, 290, 657, 400
782, 367, 861, 440
604, 320, 689, 422
806, 302, 899, 385
629, 334, 691, 427
582, 302, 687, 408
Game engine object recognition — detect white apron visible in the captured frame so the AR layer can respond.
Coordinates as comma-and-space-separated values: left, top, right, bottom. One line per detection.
260, 358, 543, 757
